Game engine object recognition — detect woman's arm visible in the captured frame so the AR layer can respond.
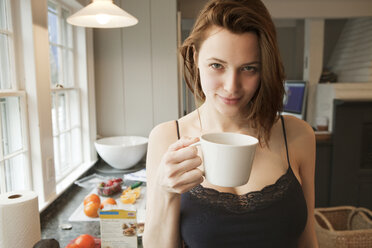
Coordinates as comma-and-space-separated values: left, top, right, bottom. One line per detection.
143, 121, 203, 248
288, 117, 319, 248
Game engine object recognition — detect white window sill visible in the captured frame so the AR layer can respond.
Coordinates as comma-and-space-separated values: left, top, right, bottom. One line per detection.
39, 159, 97, 212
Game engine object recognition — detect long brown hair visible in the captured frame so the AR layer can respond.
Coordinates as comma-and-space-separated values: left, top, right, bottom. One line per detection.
180, 0, 285, 145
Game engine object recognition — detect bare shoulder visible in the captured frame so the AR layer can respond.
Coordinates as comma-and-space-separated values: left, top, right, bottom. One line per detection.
148, 109, 199, 153
281, 115, 315, 143
146, 120, 179, 179
281, 115, 315, 169
148, 120, 179, 149
174, 110, 201, 137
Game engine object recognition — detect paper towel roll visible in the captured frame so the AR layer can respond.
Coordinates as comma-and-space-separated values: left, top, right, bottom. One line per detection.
0, 191, 41, 248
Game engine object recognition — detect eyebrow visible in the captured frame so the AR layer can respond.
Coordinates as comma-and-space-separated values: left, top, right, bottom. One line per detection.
207, 57, 261, 65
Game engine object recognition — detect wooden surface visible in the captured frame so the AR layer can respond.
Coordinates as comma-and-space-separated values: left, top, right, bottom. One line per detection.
315, 131, 332, 142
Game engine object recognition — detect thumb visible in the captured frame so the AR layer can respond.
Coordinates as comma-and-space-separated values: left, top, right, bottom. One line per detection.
168, 136, 200, 151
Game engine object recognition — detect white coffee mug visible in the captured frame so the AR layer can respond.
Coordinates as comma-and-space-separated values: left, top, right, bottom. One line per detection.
193, 132, 258, 187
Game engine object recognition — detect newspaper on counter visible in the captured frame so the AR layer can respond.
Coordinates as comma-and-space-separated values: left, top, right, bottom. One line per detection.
124, 168, 146, 182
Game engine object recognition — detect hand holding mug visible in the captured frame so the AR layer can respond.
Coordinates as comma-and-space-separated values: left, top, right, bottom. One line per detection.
157, 137, 203, 195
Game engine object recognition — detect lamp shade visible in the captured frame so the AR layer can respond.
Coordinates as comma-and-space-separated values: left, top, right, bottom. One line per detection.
67, 0, 138, 28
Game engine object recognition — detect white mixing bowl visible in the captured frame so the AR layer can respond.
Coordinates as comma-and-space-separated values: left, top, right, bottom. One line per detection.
94, 136, 148, 170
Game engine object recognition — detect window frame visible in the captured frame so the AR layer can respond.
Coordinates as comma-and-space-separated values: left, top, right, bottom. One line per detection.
0, 0, 32, 194
5, 0, 97, 210
51, 87, 84, 183
0, 0, 17, 90
0, 91, 32, 194
48, 0, 84, 182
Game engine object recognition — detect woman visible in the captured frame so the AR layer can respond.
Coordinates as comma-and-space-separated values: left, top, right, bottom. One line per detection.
143, 0, 318, 247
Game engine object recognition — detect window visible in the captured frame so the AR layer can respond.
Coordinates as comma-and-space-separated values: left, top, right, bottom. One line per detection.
1, 0, 96, 209
0, 0, 31, 194
48, 0, 83, 181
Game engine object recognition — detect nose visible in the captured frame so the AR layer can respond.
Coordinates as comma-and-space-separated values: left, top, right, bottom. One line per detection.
223, 70, 240, 93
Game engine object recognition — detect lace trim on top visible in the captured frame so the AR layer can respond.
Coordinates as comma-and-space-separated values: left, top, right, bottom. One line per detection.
189, 167, 295, 214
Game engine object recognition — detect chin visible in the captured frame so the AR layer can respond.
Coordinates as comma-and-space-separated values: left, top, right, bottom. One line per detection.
216, 105, 241, 117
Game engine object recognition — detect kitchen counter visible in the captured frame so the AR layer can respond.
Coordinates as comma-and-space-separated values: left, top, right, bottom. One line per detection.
40, 159, 144, 247
315, 131, 332, 143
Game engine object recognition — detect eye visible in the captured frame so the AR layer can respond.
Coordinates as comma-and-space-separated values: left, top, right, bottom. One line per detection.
241, 65, 258, 73
210, 63, 223, 70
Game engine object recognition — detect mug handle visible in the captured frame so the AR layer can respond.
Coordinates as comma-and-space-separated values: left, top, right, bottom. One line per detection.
188, 141, 204, 176
189, 141, 201, 147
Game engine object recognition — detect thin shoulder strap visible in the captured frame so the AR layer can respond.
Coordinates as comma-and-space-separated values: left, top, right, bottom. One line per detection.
175, 120, 180, 140
280, 115, 291, 168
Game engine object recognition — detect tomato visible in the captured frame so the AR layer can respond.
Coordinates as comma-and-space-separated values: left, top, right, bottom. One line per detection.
65, 244, 80, 248
74, 234, 95, 248
84, 201, 100, 218
83, 194, 100, 206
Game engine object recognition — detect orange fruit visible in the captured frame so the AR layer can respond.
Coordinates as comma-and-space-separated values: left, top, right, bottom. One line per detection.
132, 187, 141, 198
122, 187, 131, 195
122, 187, 141, 199
120, 193, 136, 204
100, 198, 117, 209
84, 201, 100, 218
83, 193, 100, 206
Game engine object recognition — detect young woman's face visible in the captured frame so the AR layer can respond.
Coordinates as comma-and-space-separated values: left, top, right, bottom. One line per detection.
197, 26, 261, 117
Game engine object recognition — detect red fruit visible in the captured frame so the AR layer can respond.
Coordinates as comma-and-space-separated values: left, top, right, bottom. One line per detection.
106, 180, 113, 186
102, 188, 111, 196
65, 244, 80, 248
114, 178, 123, 183
75, 234, 95, 248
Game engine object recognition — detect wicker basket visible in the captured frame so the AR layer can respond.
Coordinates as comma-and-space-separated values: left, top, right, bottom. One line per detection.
315, 206, 372, 248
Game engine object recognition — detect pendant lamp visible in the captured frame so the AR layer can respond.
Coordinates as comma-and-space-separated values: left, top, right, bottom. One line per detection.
67, 0, 138, 28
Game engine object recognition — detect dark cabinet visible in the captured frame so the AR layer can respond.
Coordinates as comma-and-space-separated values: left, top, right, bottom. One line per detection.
329, 100, 372, 209
314, 100, 372, 209
315, 136, 333, 207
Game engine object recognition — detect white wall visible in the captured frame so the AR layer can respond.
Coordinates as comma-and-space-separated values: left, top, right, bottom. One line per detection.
303, 19, 325, 126
178, 0, 372, 19
323, 19, 347, 66
94, 0, 178, 138
275, 20, 304, 80
328, 18, 372, 82
262, 0, 372, 19
30, 0, 56, 203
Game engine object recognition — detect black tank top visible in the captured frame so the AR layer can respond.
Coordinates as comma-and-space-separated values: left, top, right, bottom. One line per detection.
177, 116, 308, 248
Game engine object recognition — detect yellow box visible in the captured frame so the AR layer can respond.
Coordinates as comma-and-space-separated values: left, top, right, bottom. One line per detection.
100, 210, 138, 248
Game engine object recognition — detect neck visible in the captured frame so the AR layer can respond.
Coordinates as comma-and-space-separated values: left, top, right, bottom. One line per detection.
198, 103, 255, 134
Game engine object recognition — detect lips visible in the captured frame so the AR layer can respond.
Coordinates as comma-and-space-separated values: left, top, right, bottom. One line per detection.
219, 96, 241, 105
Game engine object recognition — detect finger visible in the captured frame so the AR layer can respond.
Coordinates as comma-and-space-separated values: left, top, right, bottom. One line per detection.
168, 137, 200, 152
177, 168, 204, 186
176, 156, 202, 174
162, 153, 200, 179
175, 172, 204, 194
167, 146, 199, 164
